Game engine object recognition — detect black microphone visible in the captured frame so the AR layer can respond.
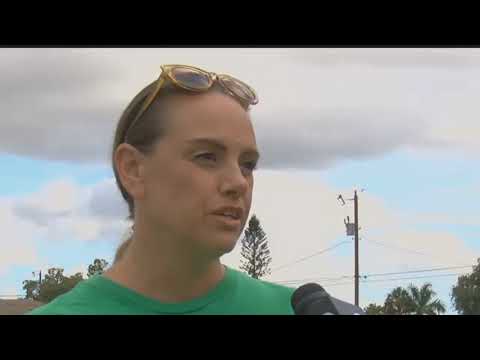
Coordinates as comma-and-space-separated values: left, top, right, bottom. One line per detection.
291, 283, 365, 315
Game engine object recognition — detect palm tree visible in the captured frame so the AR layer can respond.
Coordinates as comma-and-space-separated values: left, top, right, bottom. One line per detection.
364, 303, 385, 315
383, 283, 446, 315
406, 283, 446, 315
384, 287, 414, 314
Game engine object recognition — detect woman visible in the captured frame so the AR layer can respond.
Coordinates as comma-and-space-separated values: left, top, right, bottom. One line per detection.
30, 64, 295, 315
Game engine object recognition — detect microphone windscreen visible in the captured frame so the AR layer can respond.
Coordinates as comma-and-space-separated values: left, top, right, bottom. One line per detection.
291, 283, 326, 310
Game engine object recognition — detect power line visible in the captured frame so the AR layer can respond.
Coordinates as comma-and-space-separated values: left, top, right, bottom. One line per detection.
363, 265, 473, 278
272, 275, 354, 284
269, 233, 468, 278
270, 241, 351, 273
271, 264, 473, 285
362, 238, 470, 265
362, 238, 430, 256
313, 281, 354, 288
272, 272, 468, 288
360, 273, 465, 284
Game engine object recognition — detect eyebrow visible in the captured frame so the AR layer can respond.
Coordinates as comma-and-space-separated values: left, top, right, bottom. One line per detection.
186, 137, 260, 159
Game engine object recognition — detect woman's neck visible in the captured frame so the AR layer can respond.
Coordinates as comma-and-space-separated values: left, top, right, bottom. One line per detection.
104, 229, 226, 303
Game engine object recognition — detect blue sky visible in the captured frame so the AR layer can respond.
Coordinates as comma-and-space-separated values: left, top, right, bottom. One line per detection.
305, 149, 478, 313
1, 48, 478, 314
323, 150, 479, 215
0, 154, 111, 196
322, 149, 480, 247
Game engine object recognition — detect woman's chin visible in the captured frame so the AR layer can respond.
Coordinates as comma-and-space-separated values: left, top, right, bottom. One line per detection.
206, 235, 239, 256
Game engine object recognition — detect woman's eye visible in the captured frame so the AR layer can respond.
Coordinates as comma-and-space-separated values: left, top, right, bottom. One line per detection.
242, 161, 258, 172
195, 153, 217, 162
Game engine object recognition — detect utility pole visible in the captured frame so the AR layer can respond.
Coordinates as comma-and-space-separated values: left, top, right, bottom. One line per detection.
354, 190, 359, 307
33, 270, 42, 284
338, 189, 363, 307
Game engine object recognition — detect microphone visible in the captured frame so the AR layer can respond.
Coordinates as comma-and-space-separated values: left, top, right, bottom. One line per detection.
291, 283, 365, 315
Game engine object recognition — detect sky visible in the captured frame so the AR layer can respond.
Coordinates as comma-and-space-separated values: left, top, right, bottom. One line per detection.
1, 48, 479, 314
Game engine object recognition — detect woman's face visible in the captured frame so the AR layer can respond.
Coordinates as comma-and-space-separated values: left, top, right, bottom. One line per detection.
140, 91, 259, 257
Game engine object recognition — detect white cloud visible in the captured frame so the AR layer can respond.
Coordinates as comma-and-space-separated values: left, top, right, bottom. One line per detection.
1, 48, 479, 167
2, 48, 478, 310
405, 212, 480, 227
0, 177, 130, 282
67, 263, 89, 277
56, 217, 103, 242
1, 168, 476, 307
0, 202, 42, 275
86, 178, 129, 219
12, 179, 84, 226
289, 48, 480, 67
5, 178, 130, 246
221, 170, 476, 303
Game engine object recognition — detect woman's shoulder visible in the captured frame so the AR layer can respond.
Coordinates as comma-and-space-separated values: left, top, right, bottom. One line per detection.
226, 267, 295, 314
28, 294, 86, 315
27, 276, 113, 315
27, 296, 80, 315
229, 267, 295, 297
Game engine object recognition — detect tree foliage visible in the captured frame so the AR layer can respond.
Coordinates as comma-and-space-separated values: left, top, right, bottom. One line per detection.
451, 258, 480, 315
239, 215, 272, 279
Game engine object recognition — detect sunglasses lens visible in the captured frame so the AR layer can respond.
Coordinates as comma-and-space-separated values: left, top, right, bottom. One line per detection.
170, 67, 211, 90
219, 75, 258, 104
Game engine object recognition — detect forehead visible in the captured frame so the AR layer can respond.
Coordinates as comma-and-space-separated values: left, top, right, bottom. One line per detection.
161, 91, 257, 148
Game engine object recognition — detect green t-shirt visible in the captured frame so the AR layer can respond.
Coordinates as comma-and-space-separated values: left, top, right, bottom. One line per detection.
28, 267, 295, 315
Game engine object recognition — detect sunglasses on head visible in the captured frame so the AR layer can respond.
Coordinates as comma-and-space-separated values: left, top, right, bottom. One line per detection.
124, 64, 259, 142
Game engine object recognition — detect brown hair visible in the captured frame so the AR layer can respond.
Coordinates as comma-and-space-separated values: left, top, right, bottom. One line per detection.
111, 77, 250, 263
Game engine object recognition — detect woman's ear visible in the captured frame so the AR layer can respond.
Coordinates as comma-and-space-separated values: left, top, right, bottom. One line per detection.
114, 144, 147, 202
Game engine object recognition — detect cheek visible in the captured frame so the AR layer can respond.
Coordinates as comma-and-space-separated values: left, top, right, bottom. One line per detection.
244, 178, 254, 210
145, 163, 213, 213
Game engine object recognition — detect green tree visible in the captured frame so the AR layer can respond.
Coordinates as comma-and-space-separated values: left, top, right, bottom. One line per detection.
364, 303, 385, 315
23, 279, 40, 300
451, 258, 480, 315
22, 268, 84, 303
383, 283, 446, 315
239, 215, 272, 279
87, 258, 109, 278
384, 287, 414, 314
406, 283, 446, 315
